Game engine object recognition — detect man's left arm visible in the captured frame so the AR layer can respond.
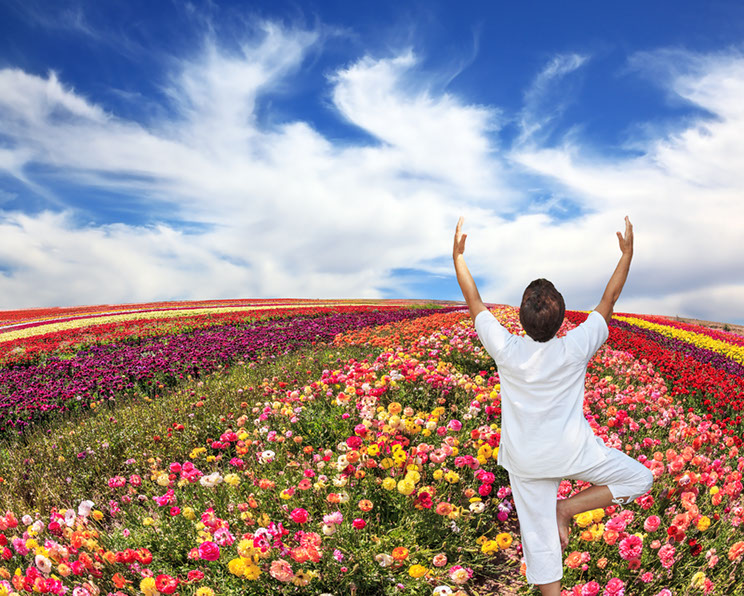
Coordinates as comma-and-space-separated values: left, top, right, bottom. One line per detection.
453, 217, 487, 323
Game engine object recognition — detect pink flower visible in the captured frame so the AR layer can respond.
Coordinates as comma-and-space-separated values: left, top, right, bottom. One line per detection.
658, 544, 675, 569
643, 515, 660, 532
446, 419, 462, 432
290, 508, 309, 524
352, 518, 366, 530
197, 541, 220, 561
603, 578, 624, 596
640, 572, 654, 583
581, 581, 600, 596
269, 559, 294, 582
432, 553, 448, 567
618, 535, 642, 561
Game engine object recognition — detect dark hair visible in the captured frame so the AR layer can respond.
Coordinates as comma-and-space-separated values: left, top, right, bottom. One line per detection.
519, 279, 565, 342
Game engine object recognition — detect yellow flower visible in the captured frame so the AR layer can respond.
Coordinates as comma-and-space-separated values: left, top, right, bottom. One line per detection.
444, 471, 460, 484
91, 510, 104, 521
496, 533, 513, 549
481, 540, 499, 554
156, 474, 170, 487
397, 479, 415, 496
382, 478, 396, 491
140, 577, 158, 596
408, 564, 428, 578
292, 570, 312, 586
690, 571, 706, 589
696, 516, 711, 531
575, 511, 594, 528
367, 445, 380, 457
405, 470, 421, 484
182, 507, 196, 520
228, 558, 246, 577
591, 508, 605, 523
195, 588, 215, 596
143, 517, 155, 527
381, 458, 395, 470
224, 473, 240, 487
710, 486, 719, 496
244, 564, 261, 580
433, 469, 444, 481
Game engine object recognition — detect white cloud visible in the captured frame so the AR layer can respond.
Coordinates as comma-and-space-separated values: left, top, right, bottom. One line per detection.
0, 30, 743, 325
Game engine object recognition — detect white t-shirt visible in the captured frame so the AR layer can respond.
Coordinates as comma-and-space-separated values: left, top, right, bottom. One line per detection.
474, 309, 610, 479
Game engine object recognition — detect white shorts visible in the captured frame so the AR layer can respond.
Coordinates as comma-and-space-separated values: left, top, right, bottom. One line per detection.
508, 447, 653, 585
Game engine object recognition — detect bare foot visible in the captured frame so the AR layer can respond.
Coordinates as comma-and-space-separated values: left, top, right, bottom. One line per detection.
556, 500, 570, 551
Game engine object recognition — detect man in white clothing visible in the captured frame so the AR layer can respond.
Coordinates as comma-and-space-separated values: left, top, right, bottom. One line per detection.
452, 216, 653, 596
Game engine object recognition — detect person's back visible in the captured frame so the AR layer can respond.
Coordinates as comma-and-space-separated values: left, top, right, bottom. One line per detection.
453, 216, 653, 596
476, 307, 609, 479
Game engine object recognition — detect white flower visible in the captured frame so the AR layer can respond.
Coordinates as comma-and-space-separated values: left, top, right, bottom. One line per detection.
35, 554, 52, 575
375, 553, 393, 567
321, 524, 337, 536
259, 450, 275, 464
78, 500, 95, 517
332, 476, 347, 487
433, 587, 453, 596
469, 502, 485, 513
32, 520, 45, 534
22, 514, 33, 526
200, 472, 223, 488
64, 509, 77, 526
337, 492, 349, 504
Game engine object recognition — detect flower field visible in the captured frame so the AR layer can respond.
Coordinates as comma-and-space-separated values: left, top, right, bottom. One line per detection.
0, 300, 743, 596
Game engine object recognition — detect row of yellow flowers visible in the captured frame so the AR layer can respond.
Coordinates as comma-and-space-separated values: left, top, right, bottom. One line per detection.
615, 315, 744, 365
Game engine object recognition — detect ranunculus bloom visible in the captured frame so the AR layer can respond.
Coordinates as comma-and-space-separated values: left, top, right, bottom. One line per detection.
290, 508, 309, 524
197, 541, 220, 561
643, 515, 660, 532
155, 574, 178, 595
269, 559, 294, 582
352, 518, 366, 529
618, 535, 643, 561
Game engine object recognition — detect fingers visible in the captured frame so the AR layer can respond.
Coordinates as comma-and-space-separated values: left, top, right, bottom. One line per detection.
456, 216, 464, 233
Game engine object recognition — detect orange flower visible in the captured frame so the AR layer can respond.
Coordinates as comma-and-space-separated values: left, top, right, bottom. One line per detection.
392, 547, 409, 561
358, 499, 374, 512
565, 551, 582, 569
435, 502, 453, 516
728, 541, 744, 562
112, 573, 130, 589
327, 493, 341, 504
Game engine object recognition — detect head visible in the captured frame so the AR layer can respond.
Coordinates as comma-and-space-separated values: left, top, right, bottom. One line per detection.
519, 278, 565, 342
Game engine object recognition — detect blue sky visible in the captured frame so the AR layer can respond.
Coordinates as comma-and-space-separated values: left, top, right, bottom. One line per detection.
1, 0, 743, 323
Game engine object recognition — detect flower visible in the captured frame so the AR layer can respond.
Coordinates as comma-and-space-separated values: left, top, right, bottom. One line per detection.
269, 559, 294, 582
565, 551, 583, 569
375, 553, 393, 567
618, 535, 643, 560
358, 499, 373, 512
154, 575, 178, 595
432, 553, 448, 567
140, 577, 158, 596
603, 578, 625, 596
197, 541, 220, 561
643, 515, 661, 532
448, 565, 472, 585
408, 564, 428, 578
195, 588, 214, 596
728, 541, 744, 562
392, 547, 409, 561
581, 581, 601, 596
290, 508, 309, 524
352, 518, 366, 530
496, 533, 513, 549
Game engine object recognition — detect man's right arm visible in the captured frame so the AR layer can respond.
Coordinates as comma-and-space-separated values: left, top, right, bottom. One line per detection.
595, 216, 634, 325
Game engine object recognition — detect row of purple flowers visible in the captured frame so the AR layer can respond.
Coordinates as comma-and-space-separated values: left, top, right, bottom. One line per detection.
0, 307, 452, 436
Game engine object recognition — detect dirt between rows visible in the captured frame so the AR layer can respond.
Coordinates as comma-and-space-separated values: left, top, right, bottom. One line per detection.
672, 316, 744, 337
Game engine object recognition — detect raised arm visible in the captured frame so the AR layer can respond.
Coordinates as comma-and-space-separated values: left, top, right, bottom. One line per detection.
453, 216, 487, 323
595, 216, 634, 324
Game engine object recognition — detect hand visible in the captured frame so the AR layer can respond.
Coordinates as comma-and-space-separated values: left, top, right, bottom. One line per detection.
453, 216, 467, 260
617, 216, 633, 256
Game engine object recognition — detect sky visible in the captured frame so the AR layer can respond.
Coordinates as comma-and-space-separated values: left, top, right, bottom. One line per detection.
1, 0, 743, 324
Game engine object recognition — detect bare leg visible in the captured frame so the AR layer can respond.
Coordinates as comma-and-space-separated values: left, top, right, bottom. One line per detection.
556, 486, 624, 550
536, 579, 561, 596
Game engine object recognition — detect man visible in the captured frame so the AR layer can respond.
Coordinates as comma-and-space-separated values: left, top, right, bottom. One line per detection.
453, 216, 652, 596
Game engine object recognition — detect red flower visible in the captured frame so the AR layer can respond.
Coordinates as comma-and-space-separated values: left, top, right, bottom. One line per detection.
155, 574, 179, 594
